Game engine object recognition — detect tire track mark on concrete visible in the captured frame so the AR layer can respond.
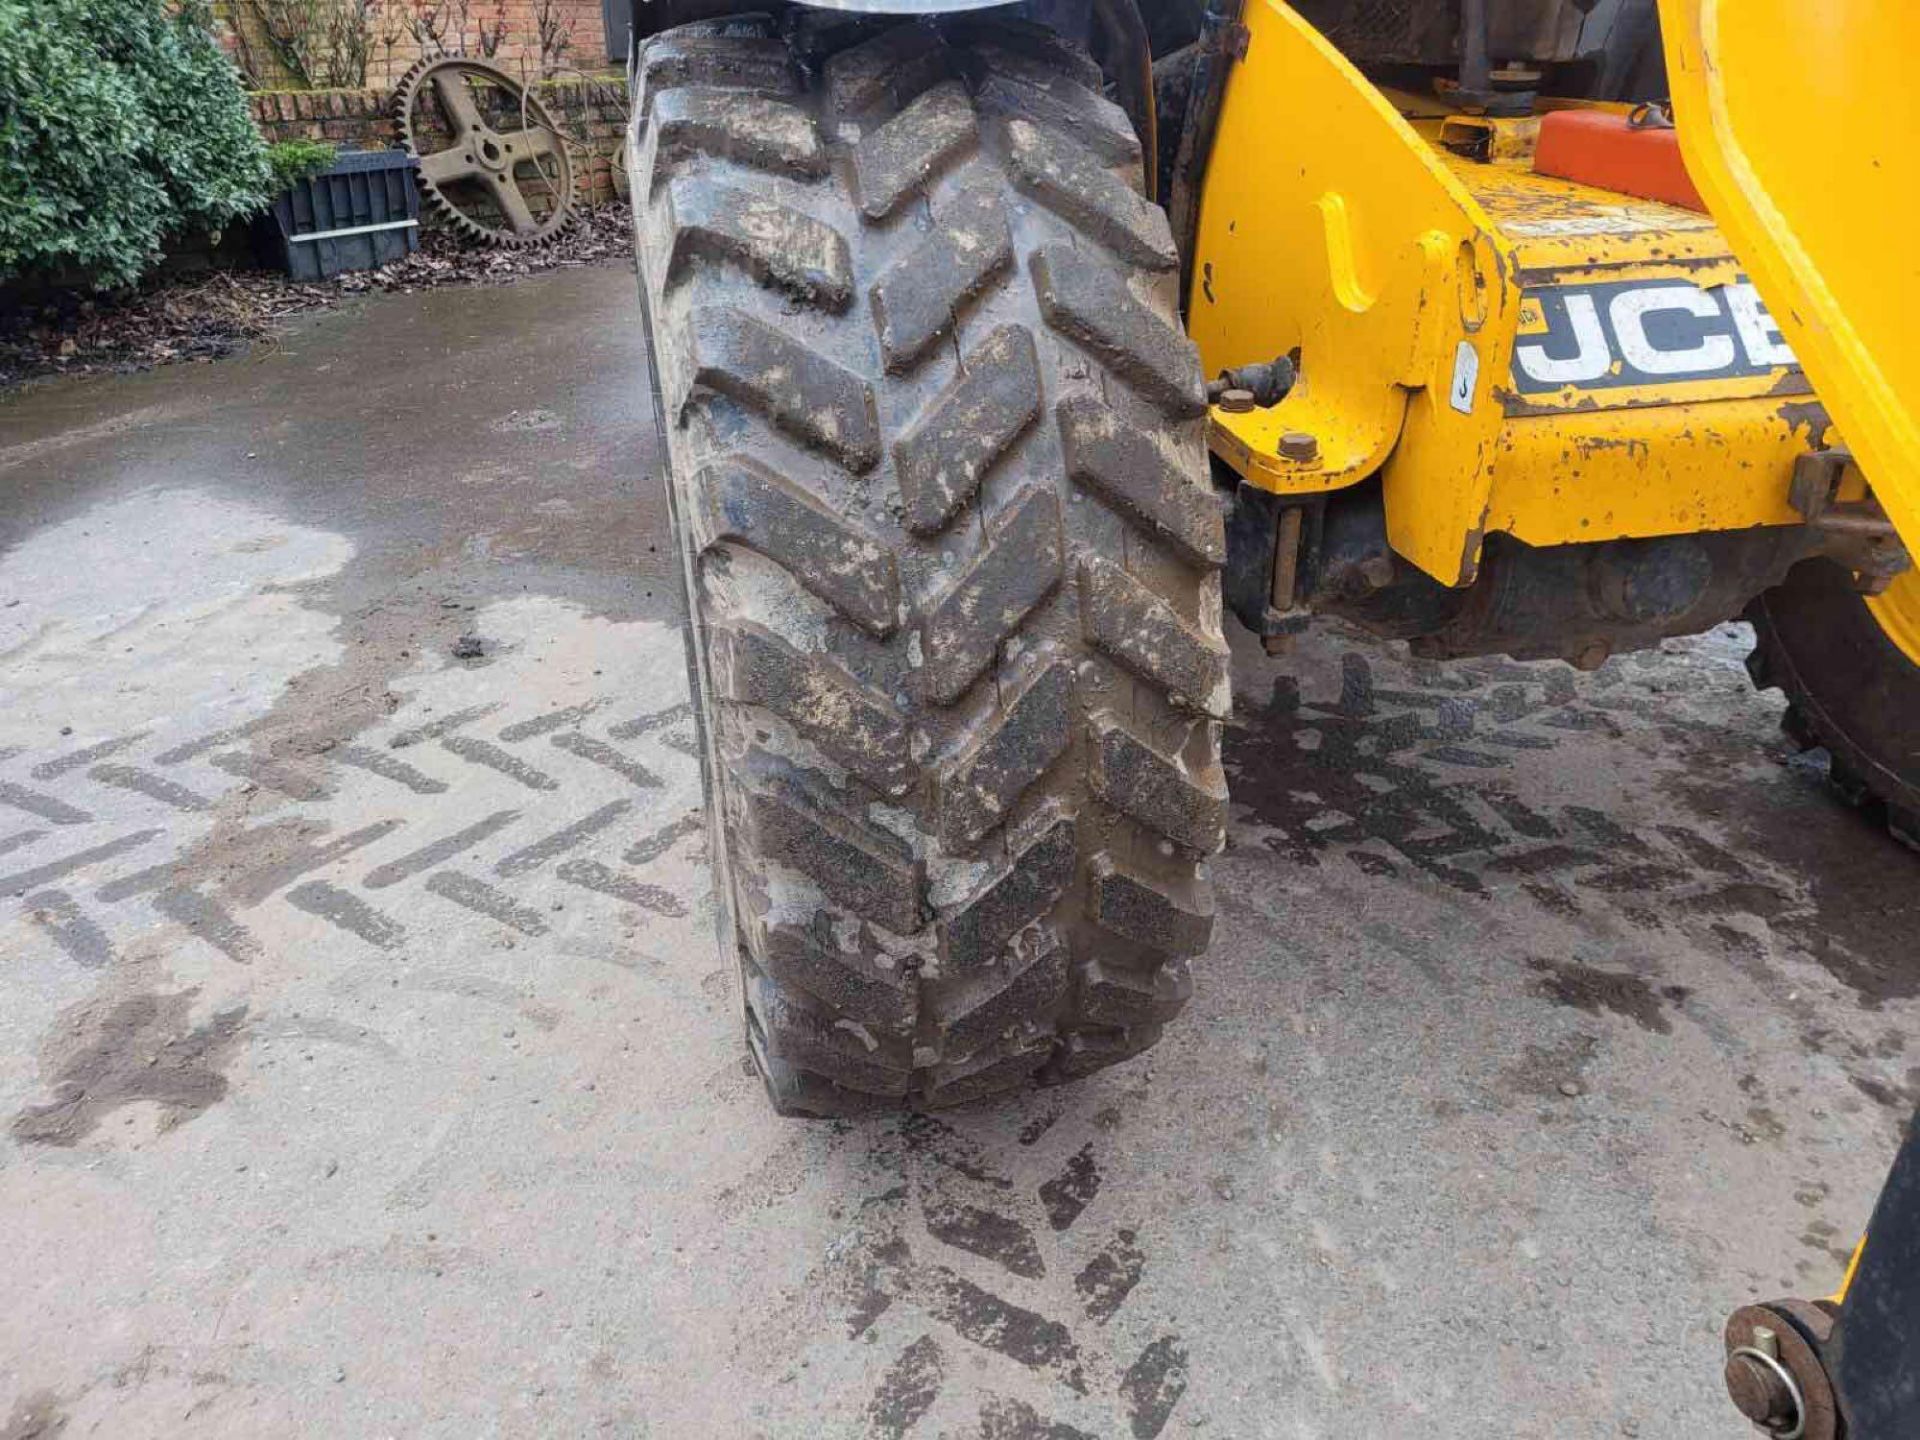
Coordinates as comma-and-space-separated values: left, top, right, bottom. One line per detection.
550, 732, 662, 788
332, 743, 448, 795
923, 1194, 1046, 1279
606, 702, 691, 740
363, 810, 520, 889
1039, 1144, 1101, 1232
223, 820, 406, 904
425, 871, 551, 936
154, 718, 274, 766
31, 732, 148, 780
87, 764, 214, 813
661, 729, 702, 758
0, 829, 46, 859
498, 701, 602, 743
25, 890, 114, 968
155, 887, 262, 964
622, 811, 703, 866
440, 736, 558, 791
865, 1334, 945, 1439
921, 1266, 1086, 1395
286, 881, 406, 951
975, 1396, 1095, 1439
495, 800, 633, 877
388, 702, 503, 750
1118, 1335, 1188, 1439
0, 780, 92, 826
555, 857, 685, 915
900, 1113, 1015, 1190
1074, 1229, 1144, 1323
0, 830, 162, 897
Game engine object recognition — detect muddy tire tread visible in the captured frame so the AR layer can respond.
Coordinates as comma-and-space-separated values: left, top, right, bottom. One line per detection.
632, 15, 1226, 1113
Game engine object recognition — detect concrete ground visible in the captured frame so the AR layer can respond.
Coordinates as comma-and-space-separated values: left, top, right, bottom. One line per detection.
1, 260, 1915, 1440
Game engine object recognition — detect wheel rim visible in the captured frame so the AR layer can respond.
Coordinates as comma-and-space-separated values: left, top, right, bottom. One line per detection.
1865, 568, 1920, 667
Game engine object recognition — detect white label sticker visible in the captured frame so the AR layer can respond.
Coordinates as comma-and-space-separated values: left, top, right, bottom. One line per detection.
1450, 340, 1479, 414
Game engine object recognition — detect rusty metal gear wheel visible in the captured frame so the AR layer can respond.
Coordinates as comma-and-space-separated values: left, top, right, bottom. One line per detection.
392, 56, 577, 248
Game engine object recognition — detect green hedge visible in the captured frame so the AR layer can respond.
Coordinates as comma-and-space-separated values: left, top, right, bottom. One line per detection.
0, 0, 269, 288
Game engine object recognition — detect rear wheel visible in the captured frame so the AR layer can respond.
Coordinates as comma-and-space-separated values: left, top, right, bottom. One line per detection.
1748, 562, 1920, 851
630, 15, 1230, 1113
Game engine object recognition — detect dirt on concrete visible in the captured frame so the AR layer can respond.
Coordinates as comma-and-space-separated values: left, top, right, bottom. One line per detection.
10, 990, 248, 1147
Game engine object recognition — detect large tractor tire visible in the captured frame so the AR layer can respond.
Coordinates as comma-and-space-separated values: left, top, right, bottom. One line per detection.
1748, 562, 1920, 851
630, 15, 1230, 1113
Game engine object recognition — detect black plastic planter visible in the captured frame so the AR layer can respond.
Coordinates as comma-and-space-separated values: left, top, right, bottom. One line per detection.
263, 148, 420, 281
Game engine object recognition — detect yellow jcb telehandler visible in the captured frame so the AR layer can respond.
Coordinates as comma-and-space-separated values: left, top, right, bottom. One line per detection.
619, 1, 1917, 1428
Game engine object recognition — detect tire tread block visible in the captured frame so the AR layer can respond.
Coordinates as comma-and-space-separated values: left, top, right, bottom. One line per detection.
1031, 245, 1205, 419
684, 307, 882, 472
940, 940, 1070, 1055
758, 920, 918, 1032
972, 45, 1141, 168
1079, 555, 1231, 717
1007, 118, 1176, 270
651, 88, 827, 180
1079, 956, 1191, 1028
937, 661, 1073, 850
691, 455, 900, 635
895, 324, 1041, 536
1044, 1023, 1160, 1083
923, 1038, 1053, 1106
871, 186, 1013, 372
1088, 853, 1213, 956
1057, 394, 1224, 570
944, 17, 1104, 92
825, 23, 952, 116
757, 983, 914, 1095
1088, 715, 1226, 854
640, 34, 797, 98
712, 623, 912, 793
852, 79, 980, 220
755, 1049, 900, 1118
747, 781, 924, 935
920, 485, 1062, 704
666, 180, 853, 310
940, 816, 1076, 971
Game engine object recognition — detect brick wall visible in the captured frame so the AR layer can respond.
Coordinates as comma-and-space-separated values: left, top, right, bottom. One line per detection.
250, 74, 631, 209
216, 0, 612, 92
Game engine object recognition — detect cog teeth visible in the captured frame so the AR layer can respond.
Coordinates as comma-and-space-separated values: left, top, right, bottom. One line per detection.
389, 54, 576, 249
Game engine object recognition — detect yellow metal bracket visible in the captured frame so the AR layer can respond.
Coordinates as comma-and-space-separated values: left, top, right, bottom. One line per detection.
1207, 209, 1453, 493
1189, 0, 1522, 584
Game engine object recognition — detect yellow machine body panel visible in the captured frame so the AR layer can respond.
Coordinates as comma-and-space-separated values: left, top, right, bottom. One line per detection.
1190, 1, 1848, 588
1442, 144, 1827, 548
1661, 0, 1920, 559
